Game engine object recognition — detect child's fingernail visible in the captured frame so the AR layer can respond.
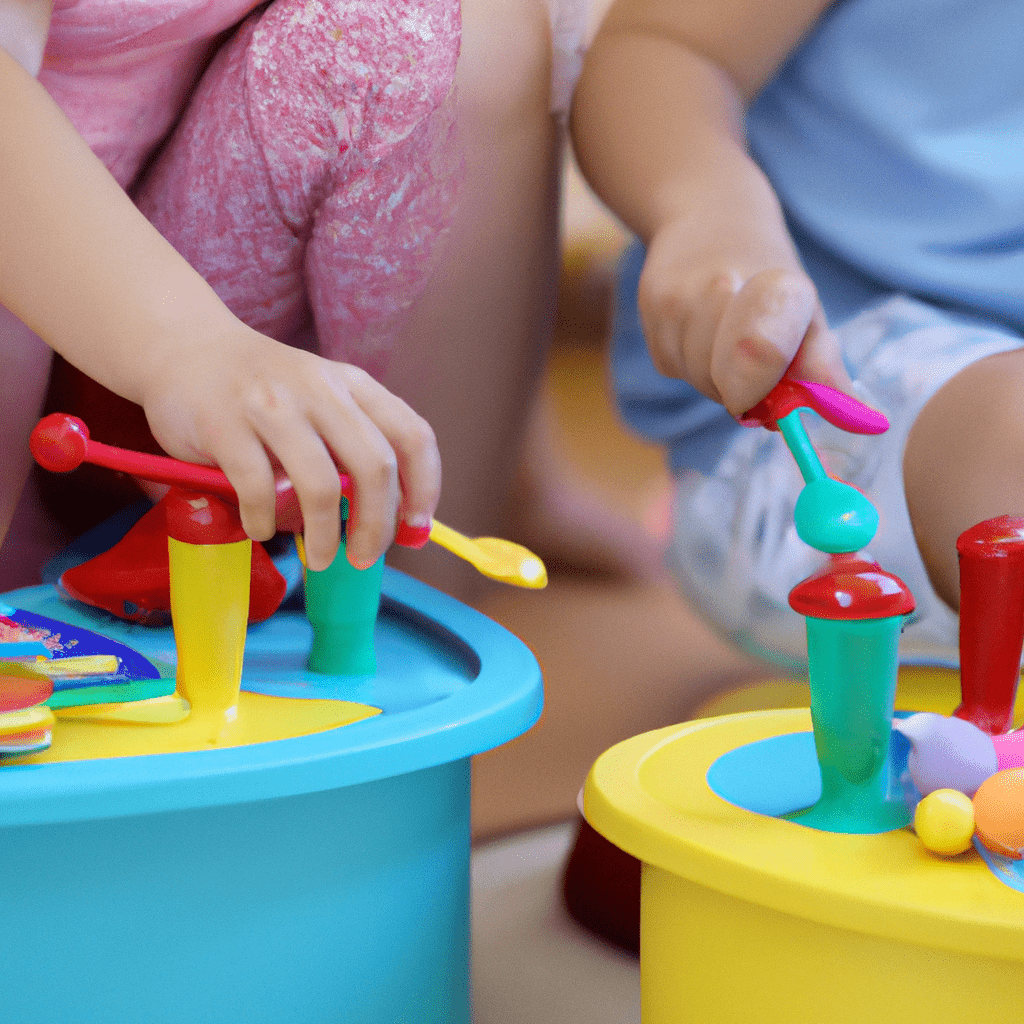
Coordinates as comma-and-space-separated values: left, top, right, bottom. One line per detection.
404, 513, 432, 528
347, 549, 376, 571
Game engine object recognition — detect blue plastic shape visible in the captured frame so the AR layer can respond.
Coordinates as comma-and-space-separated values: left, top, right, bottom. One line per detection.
0, 568, 543, 1024
706, 717, 913, 833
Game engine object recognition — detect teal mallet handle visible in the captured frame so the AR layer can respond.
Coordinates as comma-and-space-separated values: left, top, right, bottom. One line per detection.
302, 500, 384, 677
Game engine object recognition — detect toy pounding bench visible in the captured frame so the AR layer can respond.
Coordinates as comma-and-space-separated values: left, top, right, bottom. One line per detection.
0, 415, 546, 1024
585, 380, 1024, 1023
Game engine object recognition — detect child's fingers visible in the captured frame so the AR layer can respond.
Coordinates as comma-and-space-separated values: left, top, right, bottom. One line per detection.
282, 367, 404, 572
639, 267, 737, 403
333, 365, 441, 524
245, 402, 345, 573
709, 268, 819, 415
318, 365, 440, 567
788, 311, 854, 394
208, 428, 279, 543
241, 375, 395, 573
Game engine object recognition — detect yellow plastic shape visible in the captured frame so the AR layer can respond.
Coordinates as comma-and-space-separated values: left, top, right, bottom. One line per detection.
299, 520, 547, 589
0, 704, 55, 737
585, 710, 1024, 1024
0, 661, 52, 683
691, 665, 1024, 723
168, 535, 250, 743
9, 691, 381, 763
55, 694, 192, 724
427, 519, 547, 588
3, 533, 383, 762
914, 788, 975, 856
34, 654, 120, 678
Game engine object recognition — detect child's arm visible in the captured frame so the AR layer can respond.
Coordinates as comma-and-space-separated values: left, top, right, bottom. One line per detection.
0, 37, 439, 572
570, 0, 850, 417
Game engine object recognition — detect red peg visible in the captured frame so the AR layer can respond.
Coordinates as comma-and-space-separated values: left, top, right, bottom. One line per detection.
30, 412, 90, 473
164, 489, 248, 546
955, 516, 1024, 735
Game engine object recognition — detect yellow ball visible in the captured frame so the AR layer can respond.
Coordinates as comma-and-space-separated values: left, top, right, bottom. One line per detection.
914, 789, 976, 856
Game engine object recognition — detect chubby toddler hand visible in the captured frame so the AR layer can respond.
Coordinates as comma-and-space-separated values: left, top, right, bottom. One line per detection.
637, 217, 853, 417
139, 325, 440, 573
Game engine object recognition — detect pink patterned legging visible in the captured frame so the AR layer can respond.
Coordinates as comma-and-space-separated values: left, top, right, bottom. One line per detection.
131, 0, 464, 380
33, 0, 464, 528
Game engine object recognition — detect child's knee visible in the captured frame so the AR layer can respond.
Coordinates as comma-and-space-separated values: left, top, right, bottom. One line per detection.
246, 0, 461, 175
904, 349, 1024, 607
460, 0, 586, 125
135, 0, 464, 348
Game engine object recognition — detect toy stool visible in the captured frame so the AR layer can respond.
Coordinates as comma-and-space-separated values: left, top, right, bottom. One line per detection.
584, 708, 1024, 1024
0, 569, 542, 1024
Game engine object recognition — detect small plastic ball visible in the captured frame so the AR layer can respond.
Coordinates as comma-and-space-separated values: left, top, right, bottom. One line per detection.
914, 789, 976, 856
29, 413, 89, 473
973, 768, 1024, 859
894, 712, 998, 798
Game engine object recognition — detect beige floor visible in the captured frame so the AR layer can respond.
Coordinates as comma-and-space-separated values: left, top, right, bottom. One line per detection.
472, 822, 641, 1024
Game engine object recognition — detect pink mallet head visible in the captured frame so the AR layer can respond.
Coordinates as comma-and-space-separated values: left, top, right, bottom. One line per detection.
30, 413, 90, 473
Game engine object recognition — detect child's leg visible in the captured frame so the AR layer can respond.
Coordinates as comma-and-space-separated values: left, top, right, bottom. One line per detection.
904, 346, 1024, 609
0, 306, 60, 588
377, 0, 570, 596
381, 0, 648, 597
133, 0, 462, 359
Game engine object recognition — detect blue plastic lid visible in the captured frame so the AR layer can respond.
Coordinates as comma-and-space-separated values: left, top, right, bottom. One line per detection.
0, 569, 543, 827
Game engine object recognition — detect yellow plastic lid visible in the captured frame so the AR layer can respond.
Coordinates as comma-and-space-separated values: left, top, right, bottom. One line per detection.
584, 708, 1024, 964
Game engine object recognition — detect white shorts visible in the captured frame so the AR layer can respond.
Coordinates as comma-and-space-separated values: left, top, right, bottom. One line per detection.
545, 0, 590, 118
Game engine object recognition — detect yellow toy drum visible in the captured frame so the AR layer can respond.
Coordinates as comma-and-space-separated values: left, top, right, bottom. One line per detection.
584, 705, 1024, 1023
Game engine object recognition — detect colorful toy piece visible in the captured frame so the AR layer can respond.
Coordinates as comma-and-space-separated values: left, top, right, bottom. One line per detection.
0, 672, 53, 712
29, 411, 425, 542
973, 768, 1024, 859
788, 556, 914, 831
893, 711, 998, 798
955, 515, 1024, 735
742, 379, 915, 832
21, 412, 549, 754
162, 489, 252, 740
913, 788, 976, 856
30, 412, 546, 584
992, 729, 1024, 770
0, 668, 56, 755
0, 601, 178, 753
299, 521, 386, 677
744, 377, 884, 553
425, 519, 547, 588
57, 492, 286, 625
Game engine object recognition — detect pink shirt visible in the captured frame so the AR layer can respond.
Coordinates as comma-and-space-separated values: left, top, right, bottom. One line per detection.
40, 0, 262, 188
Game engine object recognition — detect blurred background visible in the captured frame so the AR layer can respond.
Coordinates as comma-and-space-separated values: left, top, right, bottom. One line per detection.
469, 146, 771, 1024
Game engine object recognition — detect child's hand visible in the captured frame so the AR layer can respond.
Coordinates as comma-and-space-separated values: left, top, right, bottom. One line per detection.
139, 325, 440, 573
637, 216, 853, 418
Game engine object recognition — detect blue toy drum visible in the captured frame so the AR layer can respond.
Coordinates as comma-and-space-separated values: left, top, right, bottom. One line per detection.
0, 569, 542, 1023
